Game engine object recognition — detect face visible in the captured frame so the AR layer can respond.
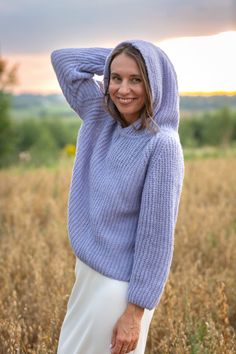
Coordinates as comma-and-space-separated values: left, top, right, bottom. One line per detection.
108, 53, 146, 124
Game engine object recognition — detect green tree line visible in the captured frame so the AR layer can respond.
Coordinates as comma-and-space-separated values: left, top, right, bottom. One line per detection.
0, 107, 236, 168
179, 107, 236, 147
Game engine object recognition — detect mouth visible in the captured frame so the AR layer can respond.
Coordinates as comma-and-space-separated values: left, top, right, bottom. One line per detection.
116, 97, 136, 104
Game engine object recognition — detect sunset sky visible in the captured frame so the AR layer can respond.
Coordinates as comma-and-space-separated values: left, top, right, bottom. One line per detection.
1, 0, 236, 94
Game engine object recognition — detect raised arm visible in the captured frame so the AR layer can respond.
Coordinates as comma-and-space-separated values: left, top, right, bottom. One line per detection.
51, 47, 112, 120
127, 135, 184, 310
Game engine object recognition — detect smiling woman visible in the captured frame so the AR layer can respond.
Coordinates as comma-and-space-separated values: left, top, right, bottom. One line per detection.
109, 54, 146, 124
51, 39, 185, 354
104, 44, 153, 128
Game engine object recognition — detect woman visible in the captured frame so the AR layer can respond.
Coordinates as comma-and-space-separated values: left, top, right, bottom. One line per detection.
51, 39, 184, 354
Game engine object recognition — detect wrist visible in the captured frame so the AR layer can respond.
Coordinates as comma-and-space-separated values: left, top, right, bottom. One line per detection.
126, 302, 145, 319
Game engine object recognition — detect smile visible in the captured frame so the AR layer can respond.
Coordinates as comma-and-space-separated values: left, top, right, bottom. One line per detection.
117, 97, 136, 104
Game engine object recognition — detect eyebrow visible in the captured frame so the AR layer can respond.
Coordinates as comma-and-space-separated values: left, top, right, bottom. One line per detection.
111, 72, 142, 78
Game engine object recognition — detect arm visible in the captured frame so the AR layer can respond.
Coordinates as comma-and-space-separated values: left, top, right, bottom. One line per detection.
51, 47, 112, 120
110, 136, 184, 354
127, 135, 185, 310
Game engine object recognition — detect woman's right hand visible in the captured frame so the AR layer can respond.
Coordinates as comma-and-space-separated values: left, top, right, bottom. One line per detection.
110, 304, 144, 353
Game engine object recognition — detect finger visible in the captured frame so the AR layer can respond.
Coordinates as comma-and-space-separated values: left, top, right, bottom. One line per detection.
119, 341, 130, 354
126, 341, 135, 353
121, 347, 128, 354
126, 343, 134, 353
112, 337, 128, 354
111, 343, 122, 354
129, 340, 138, 353
124, 338, 136, 353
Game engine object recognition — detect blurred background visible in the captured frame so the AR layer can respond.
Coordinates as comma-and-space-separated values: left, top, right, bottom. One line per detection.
0, 0, 236, 167
1, 2, 236, 353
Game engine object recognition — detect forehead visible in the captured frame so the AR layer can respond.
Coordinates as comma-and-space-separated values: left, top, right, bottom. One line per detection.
110, 53, 140, 75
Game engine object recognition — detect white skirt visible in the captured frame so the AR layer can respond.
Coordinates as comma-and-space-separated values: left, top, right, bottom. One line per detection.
57, 257, 155, 354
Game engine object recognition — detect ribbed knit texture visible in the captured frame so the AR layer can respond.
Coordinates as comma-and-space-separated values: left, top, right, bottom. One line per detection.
51, 39, 184, 310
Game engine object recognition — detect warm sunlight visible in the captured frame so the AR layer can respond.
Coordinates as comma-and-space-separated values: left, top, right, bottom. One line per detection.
6, 31, 236, 95
6, 54, 58, 94
159, 31, 236, 94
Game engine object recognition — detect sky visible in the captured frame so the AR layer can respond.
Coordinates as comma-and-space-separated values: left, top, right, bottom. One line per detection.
1, 0, 236, 94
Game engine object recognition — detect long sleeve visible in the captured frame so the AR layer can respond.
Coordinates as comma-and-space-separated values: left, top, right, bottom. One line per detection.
51, 47, 112, 120
127, 135, 185, 310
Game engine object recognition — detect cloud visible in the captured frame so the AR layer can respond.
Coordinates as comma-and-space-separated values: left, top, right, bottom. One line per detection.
0, 0, 235, 54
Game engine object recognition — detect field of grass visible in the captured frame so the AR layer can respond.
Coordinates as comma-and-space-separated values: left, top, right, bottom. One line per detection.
0, 158, 236, 353
183, 144, 236, 160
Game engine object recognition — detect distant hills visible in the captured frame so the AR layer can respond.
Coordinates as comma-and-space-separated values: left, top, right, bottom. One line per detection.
10, 94, 74, 120
10, 93, 236, 119
179, 95, 236, 116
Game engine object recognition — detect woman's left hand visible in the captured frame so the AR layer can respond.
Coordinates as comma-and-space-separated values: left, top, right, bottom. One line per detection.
110, 303, 144, 354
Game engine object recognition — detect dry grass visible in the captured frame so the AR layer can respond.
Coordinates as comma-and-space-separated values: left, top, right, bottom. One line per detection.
0, 158, 236, 353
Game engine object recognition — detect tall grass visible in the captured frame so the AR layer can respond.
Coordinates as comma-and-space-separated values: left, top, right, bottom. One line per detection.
0, 158, 235, 353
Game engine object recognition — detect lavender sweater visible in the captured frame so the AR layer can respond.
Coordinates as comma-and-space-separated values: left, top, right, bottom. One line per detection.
51, 39, 184, 310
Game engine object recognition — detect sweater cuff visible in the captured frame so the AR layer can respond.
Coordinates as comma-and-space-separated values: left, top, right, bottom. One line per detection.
127, 283, 165, 310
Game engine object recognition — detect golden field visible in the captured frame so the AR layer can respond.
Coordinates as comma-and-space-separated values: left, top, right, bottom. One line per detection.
0, 158, 236, 353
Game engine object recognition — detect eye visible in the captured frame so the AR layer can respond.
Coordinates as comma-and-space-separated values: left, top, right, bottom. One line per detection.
111, 75, 121, 82
131, 77, 142, 83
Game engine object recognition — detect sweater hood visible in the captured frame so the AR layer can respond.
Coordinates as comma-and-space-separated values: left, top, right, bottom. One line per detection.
103, 39, 179, 131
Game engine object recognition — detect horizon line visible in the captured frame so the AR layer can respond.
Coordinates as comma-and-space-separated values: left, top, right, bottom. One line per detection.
11, 90, 236, 97
180, 91, 236, 96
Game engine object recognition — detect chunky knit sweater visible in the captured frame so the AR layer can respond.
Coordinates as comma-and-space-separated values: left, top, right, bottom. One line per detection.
51, 39, 184, 310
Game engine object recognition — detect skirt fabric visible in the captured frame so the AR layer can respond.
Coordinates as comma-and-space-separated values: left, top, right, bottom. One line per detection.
57, 257, 155, 354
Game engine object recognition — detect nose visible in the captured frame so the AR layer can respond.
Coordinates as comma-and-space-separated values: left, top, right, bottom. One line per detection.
118, 80, 130, 95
